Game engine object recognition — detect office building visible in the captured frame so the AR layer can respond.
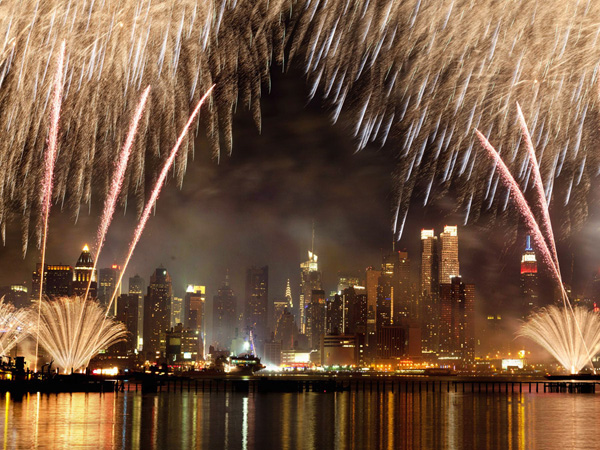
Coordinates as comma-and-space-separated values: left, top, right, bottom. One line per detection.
420, 229, 439, 353
245, 266, 269, 342
129, 274, 145, 348
300, 251, 322, 333
115, 293, 138, 355
439, 277, 475, 363
305, 289, 326, 350
143, 267, 172, 360
439, 226, 460, 283
98, 265, 120, 314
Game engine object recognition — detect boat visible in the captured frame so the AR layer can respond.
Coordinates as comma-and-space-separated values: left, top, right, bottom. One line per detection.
227, 354, 264, 375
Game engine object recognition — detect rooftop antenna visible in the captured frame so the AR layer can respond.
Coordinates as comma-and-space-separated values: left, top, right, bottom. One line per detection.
311, 220, 315, 255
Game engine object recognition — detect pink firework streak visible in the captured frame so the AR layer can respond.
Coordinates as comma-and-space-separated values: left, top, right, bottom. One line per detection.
516, 102, 559, 272
82, 86, 151, 303
476, 129, 595, 371
104, 85, 215, 321
475, 129, 559, 283
35, 41, 66, 372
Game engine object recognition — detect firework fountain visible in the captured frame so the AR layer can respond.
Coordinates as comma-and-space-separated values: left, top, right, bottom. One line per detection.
27, 297, 127, 373
476, 109, 598, 374
0, 299, 28, 357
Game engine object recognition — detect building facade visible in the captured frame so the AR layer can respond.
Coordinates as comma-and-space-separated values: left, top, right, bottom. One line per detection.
143, 267, 172, 360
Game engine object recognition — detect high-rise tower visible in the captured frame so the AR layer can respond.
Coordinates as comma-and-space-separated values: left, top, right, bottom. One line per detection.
213, 273, 237, 349
439, 277, 475, 363
420, 229, 439, 353
439, 226, 460, 283
299, 251, 322, 333
129, 274, 145, 348
98, 264, 120, 315
520, 235, 538, 318
143, 267, 172, 360
245, 266, 269, 343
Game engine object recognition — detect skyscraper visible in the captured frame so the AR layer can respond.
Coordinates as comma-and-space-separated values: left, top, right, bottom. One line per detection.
439, 226, 460, 283
171, 296, 183, 326
520, 235, 538, 318
98, 264, 120, 314
245, 266, 269, 342
184, 285, 205, 330
420, 229, 439, 353
439, 277, 475, 363
213, 274, 237, 349
72, 245, 97, 298
305, 289, 326, 350
143, 267, 172, 359
183, 285, 205, 354
337, 273, 360, 294
115, 293, 138, 355
342, 286, 368, 335
377, 250, 411, 324
32, 264, 73, 300
129, 274, 145, 348
299, 251, 322, 333
326, 293, 344, 334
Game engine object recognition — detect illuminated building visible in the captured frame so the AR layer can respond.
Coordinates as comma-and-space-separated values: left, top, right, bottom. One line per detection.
520, 235, 538, 318
439, 277, 475, 363
183, 286, 204, 329
299, 251, 322, 333
341, 286, 367, 335
285, 278, 293, 308
272, 298, 289, 332
171, 296, 183, 326
31, 264, 73, 299
439, 226, 460, 283
420, 229, 439, 353
72, 245, 97, 298
115, 293, 138, 355
98, 264, 120, 314
326, 293, 343, 334
365, 267, 380, 350
244, 266, 269, 343
0, 285, 28, 309
305, 289, 326, 350
263, 339, 282, 367
165, 323, 201, 364
183, 286, 205, 356
337, 273, 360, 294
143, 267, 172, 360
377, 250, 412, 326
376, 325, 406, 359
275, 310, 298, 350
128, 274, 145, 348
321, 335, 357, 366
213, 273, 237, 350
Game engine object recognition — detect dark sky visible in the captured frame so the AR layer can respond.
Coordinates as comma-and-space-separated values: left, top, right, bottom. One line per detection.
1, 66, 600, 330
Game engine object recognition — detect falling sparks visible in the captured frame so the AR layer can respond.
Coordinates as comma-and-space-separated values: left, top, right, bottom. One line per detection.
0, 1, 596, 243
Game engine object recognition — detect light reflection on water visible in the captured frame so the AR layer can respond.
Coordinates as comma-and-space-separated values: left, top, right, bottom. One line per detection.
1, 390, 599, 449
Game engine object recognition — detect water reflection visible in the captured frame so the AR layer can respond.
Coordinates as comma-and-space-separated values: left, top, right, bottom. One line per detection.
1, 389, 600, 449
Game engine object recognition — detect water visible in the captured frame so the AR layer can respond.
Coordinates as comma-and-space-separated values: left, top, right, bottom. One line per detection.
1, 390, 599, 449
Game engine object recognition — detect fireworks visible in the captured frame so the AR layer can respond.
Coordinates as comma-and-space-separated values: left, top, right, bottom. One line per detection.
0, 1, 596, 244
0, 299, 28, 356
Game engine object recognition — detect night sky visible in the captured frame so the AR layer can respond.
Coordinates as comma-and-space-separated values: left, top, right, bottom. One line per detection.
1, 66, 599, 337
